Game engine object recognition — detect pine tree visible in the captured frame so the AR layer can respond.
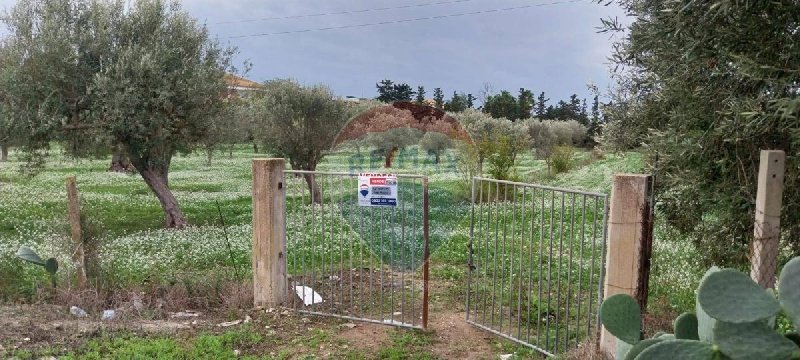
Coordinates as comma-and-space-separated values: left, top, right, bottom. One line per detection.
516, 88, 535, 120
536, 92, 548, 118
416, 86, 426, 104
483, 90, 518, 120
376, 79, 395, 102
444, 92, 469, 112
466, 94, 476, 108
580, 98, 589, 125
590, 95, 601, 136
392, 83, 415, 102
433, 88, 444, 109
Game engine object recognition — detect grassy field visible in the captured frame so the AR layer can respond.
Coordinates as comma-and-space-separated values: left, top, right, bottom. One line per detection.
0, 145, 701, 358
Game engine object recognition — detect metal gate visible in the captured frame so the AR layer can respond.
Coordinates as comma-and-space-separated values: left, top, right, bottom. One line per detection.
283, 170, 429, 330
466, 177, 608, 356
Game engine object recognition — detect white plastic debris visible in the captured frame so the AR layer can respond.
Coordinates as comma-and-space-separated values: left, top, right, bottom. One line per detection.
170, 311, 200, 318
217, 319, 243, 327
101, 310, 116, 321
499, 354, 513, 360
243, 315, 252, 324
294, 285, 324, 306
233, 349, 241, 356
70, 306, 87, 318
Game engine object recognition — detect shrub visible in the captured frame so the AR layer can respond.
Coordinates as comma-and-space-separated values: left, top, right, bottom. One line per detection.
549, 145, 577, 174
600, 256, 800, 359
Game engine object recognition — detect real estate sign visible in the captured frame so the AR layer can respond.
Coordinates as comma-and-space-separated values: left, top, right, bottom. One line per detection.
358, 173, 398, 207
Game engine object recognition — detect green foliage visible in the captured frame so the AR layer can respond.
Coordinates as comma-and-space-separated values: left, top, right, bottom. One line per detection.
697, 269, 781, 323
549, 145, 576, 174
376, 79, 415, 103
253, 79, 350, 171
601, 0, 800, 266
457, 109, 529, 178
779, 258, 800, 330
483, 90, 519, 121
3, 0, 234, 228
674, 313, 699, 340
443, 91, 470, 112
600, 258, 800, 360
418, 132, 452, 164
600, 294, 642, 345
432, 87, 444, 109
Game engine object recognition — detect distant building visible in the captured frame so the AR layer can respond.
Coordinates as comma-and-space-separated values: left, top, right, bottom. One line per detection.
223, 73, 263, 98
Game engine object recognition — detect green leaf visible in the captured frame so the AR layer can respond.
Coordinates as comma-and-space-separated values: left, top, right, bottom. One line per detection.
16, 246, 45, 266
713, 320, 800, 360
600, 294, 641, 344
697, 266, 720, 343
698, 269, 781, 323
625, 338, 663, 360
634, 340, 717, 360
44, 258, 58, 275
778, 257, 800, 330
617, 338, 633, 360
675, 312, 699, 340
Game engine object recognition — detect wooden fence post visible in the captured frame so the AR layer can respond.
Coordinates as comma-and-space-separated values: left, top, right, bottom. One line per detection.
600, 174, 654, 357
750, 150, 785, 289
252, 158, 287, 308
66, 176, 87, 289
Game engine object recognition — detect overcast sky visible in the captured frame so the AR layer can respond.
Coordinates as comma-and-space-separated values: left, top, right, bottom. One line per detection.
3, 0, 628, 104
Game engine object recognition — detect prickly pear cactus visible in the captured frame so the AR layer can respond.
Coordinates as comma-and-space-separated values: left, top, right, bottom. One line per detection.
599, 256, 800, 360
600, 293, 642, 345
674, 312, 699, 340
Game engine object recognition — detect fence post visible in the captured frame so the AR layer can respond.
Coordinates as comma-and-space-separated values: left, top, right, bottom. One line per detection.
66, 176, 87, 289
252, 158, 287, 308
750, 150, 785, 289
600, 174, 654, 357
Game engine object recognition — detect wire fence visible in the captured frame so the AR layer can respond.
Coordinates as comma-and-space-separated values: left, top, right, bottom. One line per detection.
283, 170, 429, 329
466, 177, 608, 357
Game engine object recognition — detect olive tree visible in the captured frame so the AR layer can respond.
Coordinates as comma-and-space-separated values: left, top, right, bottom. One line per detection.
253, 79, 350, 203
4, 0, 233, 228
418, 132, 453, 164
602, 0, 800, 264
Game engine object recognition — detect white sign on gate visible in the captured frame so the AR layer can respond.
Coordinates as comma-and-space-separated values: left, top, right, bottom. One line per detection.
358, 173, 398, 207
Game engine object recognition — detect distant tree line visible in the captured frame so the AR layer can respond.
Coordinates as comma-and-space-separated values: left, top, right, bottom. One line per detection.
375, 79, 602, 141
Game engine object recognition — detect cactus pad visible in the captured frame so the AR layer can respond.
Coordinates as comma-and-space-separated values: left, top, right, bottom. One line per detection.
634, 340, 716, 360
779, 257, 800, 330
697, 269, 781, 323
624, 338, 663, 360
600, 293, 641, 344
696, 267, 720, 342
713, 320, 800, 360
674, 312, 699, 340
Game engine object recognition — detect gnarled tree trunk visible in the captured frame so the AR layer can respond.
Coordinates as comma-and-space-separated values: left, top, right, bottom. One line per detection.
135, 161, 187, 229
110, 145, 132, 172
0, 145, 8, 162
384, 146, 398, 168
303, 173, 322, 204
206, 148, 214, 165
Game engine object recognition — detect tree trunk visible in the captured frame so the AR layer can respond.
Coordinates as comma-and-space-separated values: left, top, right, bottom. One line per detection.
302, 173, 322, 204
109, 146, 132, 172
385, 147, 398, 168
0, 146, 8, 162
253, 142, 259, 153
206, 148, 214, 165
139, 167, 188, 229
435, 152, 441, 164
228, 145, 233, 159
